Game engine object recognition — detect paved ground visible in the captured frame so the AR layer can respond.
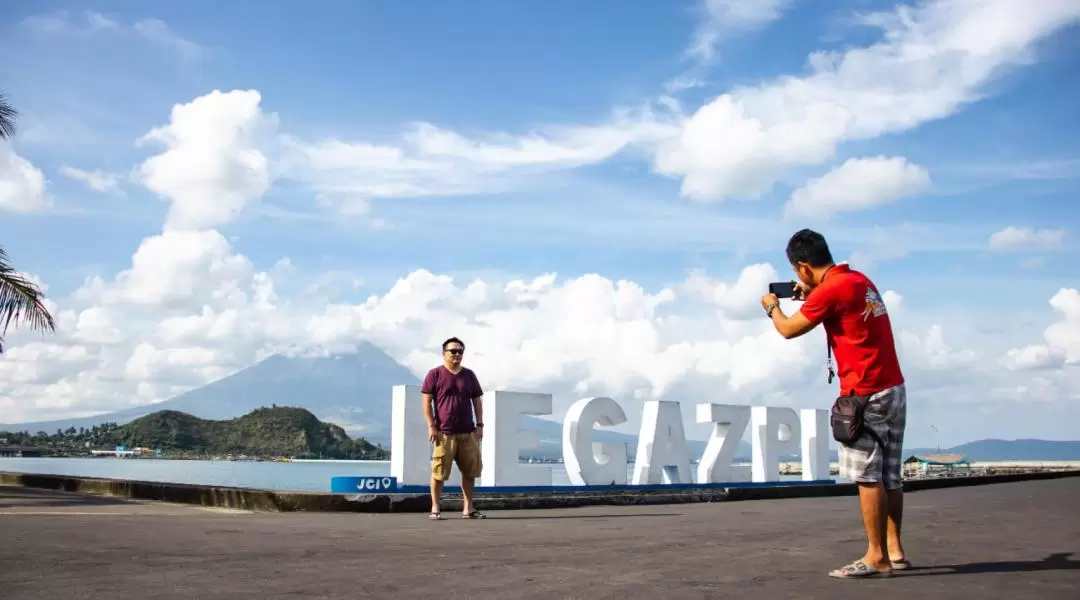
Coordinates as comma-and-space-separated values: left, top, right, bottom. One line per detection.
1, 479, 1078, 599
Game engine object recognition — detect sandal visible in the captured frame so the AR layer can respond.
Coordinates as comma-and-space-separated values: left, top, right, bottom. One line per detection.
891, 559, 911, 570
829, 560, 892, 579
462, 510, 486, 519
429, 512, 442, 520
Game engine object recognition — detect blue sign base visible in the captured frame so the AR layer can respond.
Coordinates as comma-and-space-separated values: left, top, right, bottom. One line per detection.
330, 476, 399, 493
330, 476, 835, 495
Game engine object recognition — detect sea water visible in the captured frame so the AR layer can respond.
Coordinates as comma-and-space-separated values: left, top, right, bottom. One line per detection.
0, 457, 812, 493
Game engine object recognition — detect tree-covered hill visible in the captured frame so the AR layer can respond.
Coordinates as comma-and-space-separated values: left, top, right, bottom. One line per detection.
1, 406, 387, 460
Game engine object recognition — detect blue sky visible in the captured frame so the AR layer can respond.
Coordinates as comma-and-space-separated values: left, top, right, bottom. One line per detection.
2, 0, 1080, 445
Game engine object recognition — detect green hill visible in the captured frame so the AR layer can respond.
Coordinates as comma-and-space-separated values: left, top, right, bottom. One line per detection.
114, 406, 385, 459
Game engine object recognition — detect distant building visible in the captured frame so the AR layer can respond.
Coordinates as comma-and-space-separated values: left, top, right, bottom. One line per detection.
904, 453, 972, 477
0, 446, 43, 458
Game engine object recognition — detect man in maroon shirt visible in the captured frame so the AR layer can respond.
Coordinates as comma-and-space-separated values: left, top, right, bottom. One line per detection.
761, 229, 909, 579
422, 336, 486, 520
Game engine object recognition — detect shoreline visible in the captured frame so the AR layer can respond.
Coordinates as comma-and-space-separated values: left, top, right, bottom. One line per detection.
3, 468, 1079, 513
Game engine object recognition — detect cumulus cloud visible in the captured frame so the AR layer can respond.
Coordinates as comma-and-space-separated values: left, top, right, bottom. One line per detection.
785, 156, 932, 219
0, 142, 49, 213
650, 0, 1080, 201
0, 230, 1010, 430
988, 226, 1065, 250
1005, 288, 1080, 370
133, 90, 276, 231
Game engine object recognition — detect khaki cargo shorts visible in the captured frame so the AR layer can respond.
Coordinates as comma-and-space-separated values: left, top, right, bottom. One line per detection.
431, 432, 483, 481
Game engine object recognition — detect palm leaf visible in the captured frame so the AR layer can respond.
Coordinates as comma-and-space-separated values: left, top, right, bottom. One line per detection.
0, 246, 56, 353
0, 92, 17, 140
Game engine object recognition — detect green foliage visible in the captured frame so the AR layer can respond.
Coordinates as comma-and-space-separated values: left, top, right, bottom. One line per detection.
1, 406, 387, 460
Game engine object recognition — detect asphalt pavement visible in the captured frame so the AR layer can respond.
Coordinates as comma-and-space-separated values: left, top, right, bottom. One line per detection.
1, 478, 1078, 599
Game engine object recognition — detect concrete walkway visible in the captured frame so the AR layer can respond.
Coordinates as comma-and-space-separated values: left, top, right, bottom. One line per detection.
1, 479, 1078, 599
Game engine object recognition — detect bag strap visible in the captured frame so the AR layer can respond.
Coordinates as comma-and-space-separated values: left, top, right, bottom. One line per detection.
827, 340, 834, 384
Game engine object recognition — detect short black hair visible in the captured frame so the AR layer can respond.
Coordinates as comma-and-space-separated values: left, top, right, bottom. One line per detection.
785, 229, 834, 268
442, 337, 465, 351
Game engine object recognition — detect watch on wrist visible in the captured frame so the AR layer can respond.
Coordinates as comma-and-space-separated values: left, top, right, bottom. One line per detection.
765, 302, 779, 317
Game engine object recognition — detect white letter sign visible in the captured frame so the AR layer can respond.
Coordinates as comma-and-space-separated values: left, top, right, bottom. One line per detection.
800, 409, 830, 481
562, 396, 628, 486
751, 406, 801, 482
695, 403, 750, 484
479, 390, 553, 487
632, 400, 692, 484
387, 385, 839, 492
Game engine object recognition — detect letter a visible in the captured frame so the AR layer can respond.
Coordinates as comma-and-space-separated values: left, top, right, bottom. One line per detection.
632, 400, 691, 485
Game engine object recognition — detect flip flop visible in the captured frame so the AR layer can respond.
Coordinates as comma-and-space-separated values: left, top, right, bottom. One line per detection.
462, 510, 486, 519
891, 559, 911, 570
829, 560, 893, 579
429, 512, 442, 520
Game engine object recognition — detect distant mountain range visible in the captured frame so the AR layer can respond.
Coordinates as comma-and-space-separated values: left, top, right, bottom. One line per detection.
3, 341, 1078, 461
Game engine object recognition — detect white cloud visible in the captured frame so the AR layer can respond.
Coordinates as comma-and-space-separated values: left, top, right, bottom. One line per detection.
988, 226, 1065, 250
0, 234, 1024, 433
650, 0, 1080, 202
132, 19, 203, 60
0, 141, 49, 213
134, 89, 276, 231
1005, 288, 1080, 370
785, 156, 931, 218
20, 11, 200, 59
280, 111, 674, 208
59, 165, 121, 193
687, 0, 792, 62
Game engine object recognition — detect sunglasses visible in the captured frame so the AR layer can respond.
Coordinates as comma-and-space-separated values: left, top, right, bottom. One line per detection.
445, 348, 464, 355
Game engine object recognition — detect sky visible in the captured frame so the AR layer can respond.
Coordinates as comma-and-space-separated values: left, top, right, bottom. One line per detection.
2, 0, 1079, 448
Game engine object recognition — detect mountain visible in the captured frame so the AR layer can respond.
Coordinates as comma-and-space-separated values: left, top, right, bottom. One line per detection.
2, 341, 414, 442
905, 439, 1080, 461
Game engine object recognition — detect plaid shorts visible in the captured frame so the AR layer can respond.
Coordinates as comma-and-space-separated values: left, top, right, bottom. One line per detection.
838, 383, 907, 491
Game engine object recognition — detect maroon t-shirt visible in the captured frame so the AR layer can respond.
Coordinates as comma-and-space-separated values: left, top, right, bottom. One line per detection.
421, 365, 483, 434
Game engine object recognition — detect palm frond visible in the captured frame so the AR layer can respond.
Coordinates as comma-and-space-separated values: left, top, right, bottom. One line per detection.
0, 92, 17, 140
0, 246, 56, 353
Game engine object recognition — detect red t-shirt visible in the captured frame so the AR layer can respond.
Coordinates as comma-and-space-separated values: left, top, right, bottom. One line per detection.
798, 264, 904, 396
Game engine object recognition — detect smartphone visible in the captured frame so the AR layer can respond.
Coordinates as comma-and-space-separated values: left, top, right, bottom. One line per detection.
768, 281, 797, 299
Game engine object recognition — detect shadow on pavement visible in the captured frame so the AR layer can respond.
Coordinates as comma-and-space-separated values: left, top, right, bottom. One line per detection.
0, 486, 131, 508
487, 512, 683, 520
903, 552, 1079, 576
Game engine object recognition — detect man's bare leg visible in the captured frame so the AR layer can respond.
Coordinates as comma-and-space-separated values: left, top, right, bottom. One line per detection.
887, 489, 905, 562
857, 482, 892, 571
430, 478, 443, 516
461, 475, 475, 515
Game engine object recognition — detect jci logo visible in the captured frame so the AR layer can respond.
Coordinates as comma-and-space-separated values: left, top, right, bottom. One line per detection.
329, 476, 399, 494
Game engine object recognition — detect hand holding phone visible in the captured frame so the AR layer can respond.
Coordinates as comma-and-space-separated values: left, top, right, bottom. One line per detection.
768, 281, 797, 299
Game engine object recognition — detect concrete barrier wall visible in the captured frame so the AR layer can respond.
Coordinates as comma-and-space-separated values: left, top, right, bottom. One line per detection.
3, 469, 1079, 513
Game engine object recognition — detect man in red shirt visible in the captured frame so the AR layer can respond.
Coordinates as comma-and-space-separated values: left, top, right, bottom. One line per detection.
761, 229, 908, 579
422, 337, 486, 521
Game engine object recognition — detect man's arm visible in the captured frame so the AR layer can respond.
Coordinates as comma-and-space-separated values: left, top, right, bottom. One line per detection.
422, 392, 435, 428
472, 395, 484, 427
769, 307, 818, 339
763, 286, 829, 339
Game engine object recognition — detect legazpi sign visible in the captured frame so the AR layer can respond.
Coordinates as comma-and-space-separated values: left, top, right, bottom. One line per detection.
389, 385, 831, 488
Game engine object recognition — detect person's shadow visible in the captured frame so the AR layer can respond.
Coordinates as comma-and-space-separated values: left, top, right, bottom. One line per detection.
903, 552, 1079, 576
